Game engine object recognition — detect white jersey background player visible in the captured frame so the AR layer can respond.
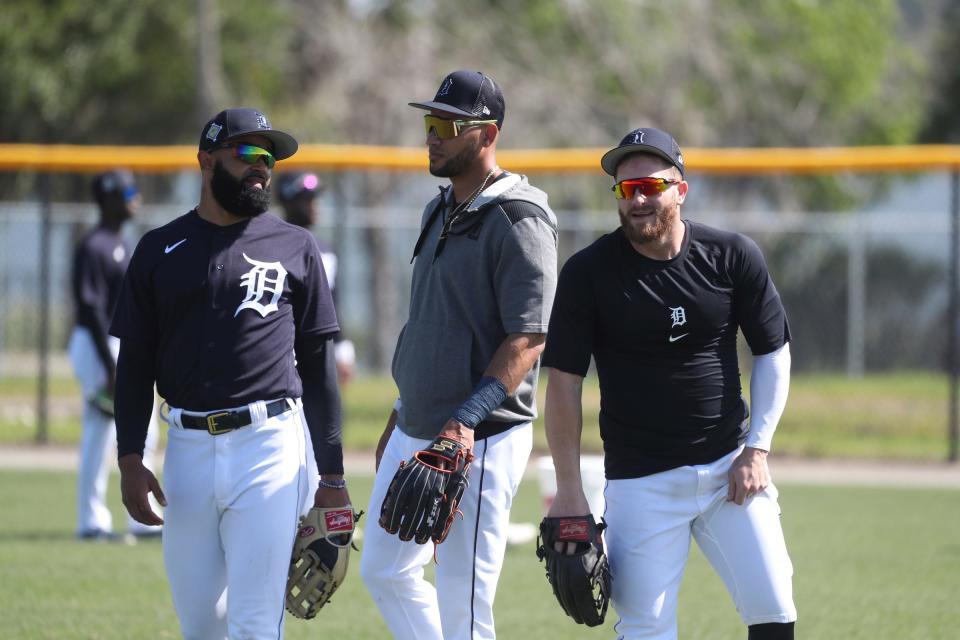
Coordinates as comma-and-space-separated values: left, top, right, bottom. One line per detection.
359, 70, 558, 639
69, 169, 160, 541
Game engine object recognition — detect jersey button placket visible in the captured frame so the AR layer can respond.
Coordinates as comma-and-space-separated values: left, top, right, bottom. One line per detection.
203, 242, 227, 389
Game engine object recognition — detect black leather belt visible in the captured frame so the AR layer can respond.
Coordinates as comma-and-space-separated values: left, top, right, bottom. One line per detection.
180, 399, 290, 435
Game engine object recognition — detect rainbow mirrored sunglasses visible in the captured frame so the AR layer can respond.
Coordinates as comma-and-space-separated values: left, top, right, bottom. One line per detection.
423, 114, 497, 140
215, 143, 276, 169
612, 177, 681, 199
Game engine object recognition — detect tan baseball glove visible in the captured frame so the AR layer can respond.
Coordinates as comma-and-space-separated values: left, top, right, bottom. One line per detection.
285, 505, 360, 619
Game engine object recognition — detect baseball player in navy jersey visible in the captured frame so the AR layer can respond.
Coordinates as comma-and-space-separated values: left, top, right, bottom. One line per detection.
359, 70, 558, 639
110, 108, 348, 639
69, 170, 161, 541
541, 128, 796, 640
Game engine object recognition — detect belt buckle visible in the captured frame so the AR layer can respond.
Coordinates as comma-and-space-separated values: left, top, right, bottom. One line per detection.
206, 411, 232, 435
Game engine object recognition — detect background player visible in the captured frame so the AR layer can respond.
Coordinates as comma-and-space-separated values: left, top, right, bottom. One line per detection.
359, 70, 558, 639
68, 169, 160, 541
276, 172, 356, 386
541, 128, 797, 639
110, 108, 348, 638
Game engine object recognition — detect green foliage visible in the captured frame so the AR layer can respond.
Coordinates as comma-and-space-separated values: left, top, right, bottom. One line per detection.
0, 0, 291, 145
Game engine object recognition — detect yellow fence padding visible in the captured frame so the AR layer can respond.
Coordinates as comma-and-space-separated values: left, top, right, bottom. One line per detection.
3, 143, 960, 174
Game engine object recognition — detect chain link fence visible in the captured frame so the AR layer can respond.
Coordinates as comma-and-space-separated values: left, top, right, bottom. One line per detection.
0, 167, 956, 454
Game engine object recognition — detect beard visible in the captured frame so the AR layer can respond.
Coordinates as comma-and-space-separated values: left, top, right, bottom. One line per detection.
429, 136, 482, 178
619, 203, 676, 246
211, 159, 271, 217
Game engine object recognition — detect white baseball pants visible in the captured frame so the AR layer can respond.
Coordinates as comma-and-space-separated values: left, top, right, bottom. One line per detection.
162, 399, 310, 640
68, 326, 160, 536
360, 422, 532, 640
604, 447, 797, 640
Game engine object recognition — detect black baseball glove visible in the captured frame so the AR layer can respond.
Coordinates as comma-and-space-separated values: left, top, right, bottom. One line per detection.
536, 515, 611, 627
378, 435, 472, 545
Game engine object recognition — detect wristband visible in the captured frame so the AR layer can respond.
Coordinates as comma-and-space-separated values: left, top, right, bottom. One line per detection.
318, 478, 347, 489
452, 376, 508, 429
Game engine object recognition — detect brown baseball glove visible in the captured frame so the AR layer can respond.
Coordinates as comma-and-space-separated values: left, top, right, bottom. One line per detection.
285, 505, 360, 619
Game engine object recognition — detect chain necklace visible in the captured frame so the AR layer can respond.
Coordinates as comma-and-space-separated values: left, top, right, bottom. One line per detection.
434, 166, 499, 261
446, 166, 498, 222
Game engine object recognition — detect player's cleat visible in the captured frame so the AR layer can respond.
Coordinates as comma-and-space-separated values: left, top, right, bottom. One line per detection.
132, 529, 163, 541
77, 529, 137, 545
506, 522, 538, 546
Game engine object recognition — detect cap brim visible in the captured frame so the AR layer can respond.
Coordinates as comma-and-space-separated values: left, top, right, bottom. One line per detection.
600, 145, 682, 177
226, 130, 299, 161
408, 101, 476, 119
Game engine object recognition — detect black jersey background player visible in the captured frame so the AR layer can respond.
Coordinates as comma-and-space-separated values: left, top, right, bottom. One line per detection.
276, 172, 355, 386
69, 170, 161, 541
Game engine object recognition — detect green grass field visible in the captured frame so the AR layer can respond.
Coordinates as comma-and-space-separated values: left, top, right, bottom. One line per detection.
1, 371, 953, 461
1, 470, 958, 639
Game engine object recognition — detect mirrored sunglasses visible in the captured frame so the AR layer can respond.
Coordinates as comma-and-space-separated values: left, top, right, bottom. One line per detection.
217, 143, 276, 169
423, 115, 497, 140
612, 177, 680, 199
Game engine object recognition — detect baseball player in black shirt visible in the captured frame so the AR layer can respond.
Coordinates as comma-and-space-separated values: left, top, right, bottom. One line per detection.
541, 128, 796, 639
69, 170, 161, 541
110, 108, 347, 638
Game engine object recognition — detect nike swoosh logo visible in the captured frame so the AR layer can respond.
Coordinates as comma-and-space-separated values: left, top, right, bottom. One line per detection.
669, 333, 689, 343
164, 239, 187, 254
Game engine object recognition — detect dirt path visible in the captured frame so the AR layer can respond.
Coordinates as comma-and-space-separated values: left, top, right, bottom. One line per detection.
1, 445, 958, 489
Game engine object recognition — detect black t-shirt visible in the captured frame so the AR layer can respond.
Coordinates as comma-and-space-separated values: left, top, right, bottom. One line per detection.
542, 220, 790, 479
109, 210, 339, 410
72, 227, 131, 335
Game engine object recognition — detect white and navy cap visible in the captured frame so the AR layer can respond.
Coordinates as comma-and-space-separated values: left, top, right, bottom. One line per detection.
199, 107, 298, 160
601, 127, 685, 177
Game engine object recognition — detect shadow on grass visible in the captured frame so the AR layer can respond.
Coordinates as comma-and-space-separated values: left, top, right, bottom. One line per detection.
0, 529, 86, 543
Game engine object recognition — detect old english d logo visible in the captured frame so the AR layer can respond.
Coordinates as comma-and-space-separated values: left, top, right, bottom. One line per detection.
235, 253, 287, 318
669, 306, 687, 328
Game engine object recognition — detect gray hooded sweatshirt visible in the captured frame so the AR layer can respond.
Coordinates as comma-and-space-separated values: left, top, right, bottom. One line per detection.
391, 172, 558, 440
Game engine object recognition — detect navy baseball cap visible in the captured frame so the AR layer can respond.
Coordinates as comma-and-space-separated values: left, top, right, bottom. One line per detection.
199, 108, 299, 160
92, 169, 138, 201
601, 127, 685, 177
277, 172, 324, 203
409, 70, 505, 128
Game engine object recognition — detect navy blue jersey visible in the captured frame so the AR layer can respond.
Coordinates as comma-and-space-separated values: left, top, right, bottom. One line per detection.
110, 209, 339, 410
542, 220, 790, 479
72, 227, 132, 335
